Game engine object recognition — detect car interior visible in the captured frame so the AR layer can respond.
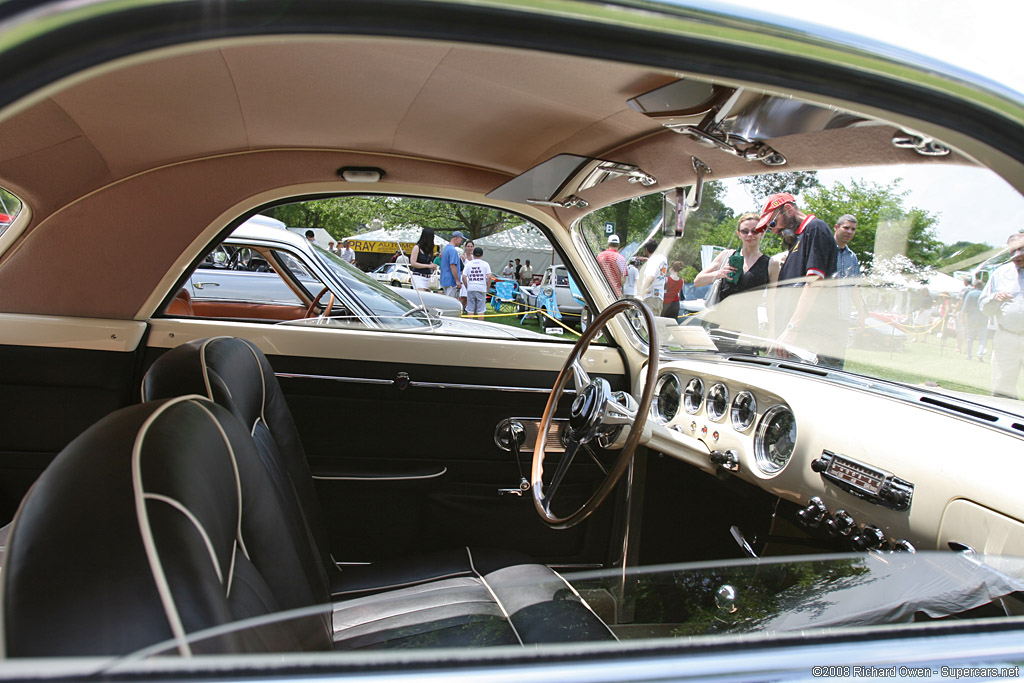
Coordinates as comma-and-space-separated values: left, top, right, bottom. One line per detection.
1, 0, 1023, 669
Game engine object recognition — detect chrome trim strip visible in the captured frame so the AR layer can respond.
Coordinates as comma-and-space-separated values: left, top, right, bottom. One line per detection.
275, 372, 570, 395
313, 467, 447, 482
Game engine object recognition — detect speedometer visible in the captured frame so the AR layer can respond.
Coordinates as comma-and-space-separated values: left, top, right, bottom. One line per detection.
730, 391, 756, 431
706, 383, 729, 422
652, 374, 680, 424
683, 378, 704, 414
754, 405, 796, 474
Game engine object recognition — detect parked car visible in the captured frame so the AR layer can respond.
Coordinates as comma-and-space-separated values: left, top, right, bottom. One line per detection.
369, 262, 412, 287
182, 220, 465, 319
2, 1, 1024, 681
517, 264, 585, 325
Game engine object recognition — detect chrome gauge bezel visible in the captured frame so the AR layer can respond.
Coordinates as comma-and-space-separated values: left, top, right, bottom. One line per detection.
706, 383, 729, 422
652, 373, 681, 424
754, 404, 797, 475
730, 391, 757, 431
683, 377, 704, 414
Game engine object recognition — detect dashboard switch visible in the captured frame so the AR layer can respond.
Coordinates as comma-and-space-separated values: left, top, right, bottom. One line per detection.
826, 510, 855, 536
851, 525, 885, 551
709, 449, 739, 472
797, 497, 828, 527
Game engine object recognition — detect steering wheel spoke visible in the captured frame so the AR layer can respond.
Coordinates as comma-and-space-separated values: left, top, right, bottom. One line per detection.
571, 359, 592, 393
531, 298, 658, 528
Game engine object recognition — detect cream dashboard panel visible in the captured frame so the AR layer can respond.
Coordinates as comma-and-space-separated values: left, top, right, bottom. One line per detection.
147, 318, 625, 375
645, 357, 1024, 553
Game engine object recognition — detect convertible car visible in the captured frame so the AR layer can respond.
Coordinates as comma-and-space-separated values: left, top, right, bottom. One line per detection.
1, 0, 1023, 680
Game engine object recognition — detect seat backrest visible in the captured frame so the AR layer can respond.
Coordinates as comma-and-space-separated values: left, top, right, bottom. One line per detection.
165, 287, 195, 316
141, 338, 333, 586
1, 396, 332, 657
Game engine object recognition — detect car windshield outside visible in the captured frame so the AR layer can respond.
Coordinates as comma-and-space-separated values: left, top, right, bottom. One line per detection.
579, 166, 1024, 412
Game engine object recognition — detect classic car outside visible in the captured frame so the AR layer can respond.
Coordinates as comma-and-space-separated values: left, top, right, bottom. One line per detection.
368, 262, 412, 287
1, 0, 1024, 681
181, 219, 465, 319
517, 264, 586, 326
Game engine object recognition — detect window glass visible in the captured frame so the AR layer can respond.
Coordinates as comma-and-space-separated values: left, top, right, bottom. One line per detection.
0, 187, 23, 237
579, 166, 1024, 407
248, 195, 594, 343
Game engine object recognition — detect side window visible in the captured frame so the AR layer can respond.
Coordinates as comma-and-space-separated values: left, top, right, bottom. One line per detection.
258, 195, 594, 342
0, 186, 23, 237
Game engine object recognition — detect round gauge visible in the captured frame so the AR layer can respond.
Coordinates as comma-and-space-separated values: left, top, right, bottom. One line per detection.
683, 378, 704, 414
730, 391, 757, 432
706, 383, 729, 422
652, 374, 681, 424
754, 405, 797, 474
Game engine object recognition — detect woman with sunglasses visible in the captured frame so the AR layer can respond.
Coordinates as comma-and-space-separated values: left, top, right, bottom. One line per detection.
693, 212, 769, 301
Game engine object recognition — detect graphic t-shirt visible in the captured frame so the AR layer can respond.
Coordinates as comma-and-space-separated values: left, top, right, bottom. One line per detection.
463, 259, 492, 292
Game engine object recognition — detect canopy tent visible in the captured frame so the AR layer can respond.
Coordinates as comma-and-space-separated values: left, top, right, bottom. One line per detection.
924, 271, 968, 296
474, 224, 555, 274
345, 226, 447, 256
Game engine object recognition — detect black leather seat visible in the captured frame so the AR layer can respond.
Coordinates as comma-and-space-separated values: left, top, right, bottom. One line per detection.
2, 396, 614, 656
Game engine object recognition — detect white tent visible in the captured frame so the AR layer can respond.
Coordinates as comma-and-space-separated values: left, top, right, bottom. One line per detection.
474, 224, 555, 273
924, 271, 967, 296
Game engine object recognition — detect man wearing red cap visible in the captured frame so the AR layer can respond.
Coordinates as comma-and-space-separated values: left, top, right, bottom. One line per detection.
757, 193, 839, 362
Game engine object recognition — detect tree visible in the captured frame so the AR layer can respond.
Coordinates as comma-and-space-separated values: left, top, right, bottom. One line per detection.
803, 178, 941, 269
737, 171, 821, 204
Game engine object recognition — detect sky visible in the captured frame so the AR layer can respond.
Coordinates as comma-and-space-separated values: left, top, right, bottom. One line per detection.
711, 0, 1024, 248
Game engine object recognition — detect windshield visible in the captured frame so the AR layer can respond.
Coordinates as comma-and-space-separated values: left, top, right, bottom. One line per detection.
579, 167, 1024, 413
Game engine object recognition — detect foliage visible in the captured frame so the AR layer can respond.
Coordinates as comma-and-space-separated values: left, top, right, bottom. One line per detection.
932, 240, 996, 272
266, 196, 518, 241
803, 178, 941, 269
736, 171, 821, 204
0, 187, 21, 219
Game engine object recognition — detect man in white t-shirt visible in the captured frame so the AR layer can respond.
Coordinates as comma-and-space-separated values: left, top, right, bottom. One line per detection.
462, 246, 493, 320
638, 239, 667, 315
622, 258, 639, 297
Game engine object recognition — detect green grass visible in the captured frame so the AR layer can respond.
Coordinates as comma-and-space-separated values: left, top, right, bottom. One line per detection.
845, 335, 1022, 398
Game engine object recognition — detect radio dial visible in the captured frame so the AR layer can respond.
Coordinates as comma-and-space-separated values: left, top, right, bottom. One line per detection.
826, 510, 855, 536
851, 525, 885, 551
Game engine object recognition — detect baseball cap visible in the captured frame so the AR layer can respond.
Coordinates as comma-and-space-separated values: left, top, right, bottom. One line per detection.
451, 231, 467, 240
755, 192, 796, 232
608, 234, 620, 245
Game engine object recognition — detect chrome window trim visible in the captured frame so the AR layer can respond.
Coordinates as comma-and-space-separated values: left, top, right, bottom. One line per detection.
275, 372, 575, 395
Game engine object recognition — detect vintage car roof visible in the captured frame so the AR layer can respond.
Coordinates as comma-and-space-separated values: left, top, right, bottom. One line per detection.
0, 1, 1021, 322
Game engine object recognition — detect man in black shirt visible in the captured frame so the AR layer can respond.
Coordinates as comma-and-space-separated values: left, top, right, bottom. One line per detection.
756, 193, 839, 363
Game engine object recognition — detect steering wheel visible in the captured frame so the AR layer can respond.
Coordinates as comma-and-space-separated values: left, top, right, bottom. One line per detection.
532, 298, 658, 529
304, 286, 335, 319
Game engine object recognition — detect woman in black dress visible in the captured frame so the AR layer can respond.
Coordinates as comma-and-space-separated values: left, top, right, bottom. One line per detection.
409, 228, 439, 291
693, 212, 769, 302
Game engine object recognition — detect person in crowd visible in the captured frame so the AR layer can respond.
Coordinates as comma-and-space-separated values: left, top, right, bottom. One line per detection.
694, 212, 769, 302
440, 231, 466, 298
462, 246, 493, 321
345, 242, 355, 260
638, 240, 667, 315
502, 260, 516, 279
328, 241, 335, 253
459, 239, 475, 309
304, 229, 315, 243
830, 214, 867, 367
622, 257, 639, 298
980, 232, 1024, 398
409, 228, 439, 291
597, 234, 627, 297
662, 261, 685, 320
514, 258, 522, 280
963, 277, 987, 360
954, 276, 973, 354
395, 248, 409, 265
756, 193, 838, 361
519, 259, 534, 287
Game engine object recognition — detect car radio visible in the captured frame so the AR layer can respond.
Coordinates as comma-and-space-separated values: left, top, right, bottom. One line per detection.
811, 450, 914, 511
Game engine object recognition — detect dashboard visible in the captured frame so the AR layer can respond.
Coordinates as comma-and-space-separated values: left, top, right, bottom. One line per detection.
641, 357, 1024, 557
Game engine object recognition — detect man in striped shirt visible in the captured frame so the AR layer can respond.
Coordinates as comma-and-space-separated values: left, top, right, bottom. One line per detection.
596, 234, 627, 297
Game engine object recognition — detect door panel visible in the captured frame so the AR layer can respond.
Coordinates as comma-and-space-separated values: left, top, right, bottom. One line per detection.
145, 318, 629, 567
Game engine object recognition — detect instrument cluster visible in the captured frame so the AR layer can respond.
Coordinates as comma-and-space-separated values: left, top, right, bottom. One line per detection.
652, 371, 796, 477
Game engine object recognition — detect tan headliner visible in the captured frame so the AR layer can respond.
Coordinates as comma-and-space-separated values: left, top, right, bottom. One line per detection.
0, 35, 969, 319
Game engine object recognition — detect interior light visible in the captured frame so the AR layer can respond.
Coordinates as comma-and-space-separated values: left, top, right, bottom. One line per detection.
338, 167, 385, 183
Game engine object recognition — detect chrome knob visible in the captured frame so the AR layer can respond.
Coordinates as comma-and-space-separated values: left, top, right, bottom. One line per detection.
797, 497, 828, 527
826, 510, 855, 536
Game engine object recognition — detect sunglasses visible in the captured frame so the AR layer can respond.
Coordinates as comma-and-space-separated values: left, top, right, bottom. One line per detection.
738, 229, 756, 235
